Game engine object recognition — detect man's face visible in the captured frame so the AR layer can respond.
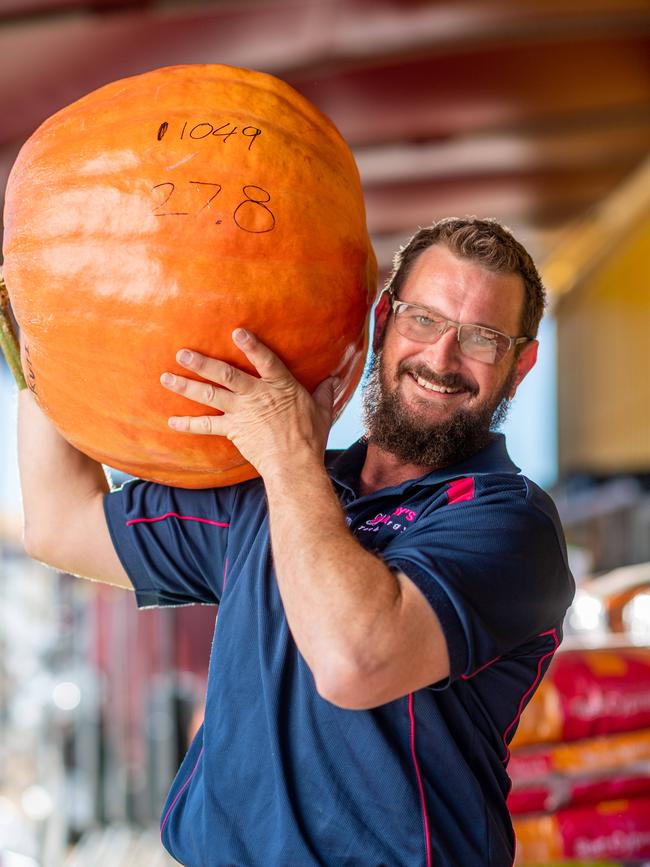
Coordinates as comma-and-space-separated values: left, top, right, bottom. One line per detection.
362, 243, 538, 468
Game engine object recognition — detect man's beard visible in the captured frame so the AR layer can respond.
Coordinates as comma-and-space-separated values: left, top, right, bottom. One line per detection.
361, 352, 516, 468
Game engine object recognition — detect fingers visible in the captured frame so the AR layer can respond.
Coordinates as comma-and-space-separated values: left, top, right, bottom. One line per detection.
162, 331, 294, 441
232, 329, 290, 382
161, 367, 231, 436
175, 348, 257, 394
169, 332, 289, 396
168, 414, 228, 436
161, 370, 230, 435
160, 371, 235, 412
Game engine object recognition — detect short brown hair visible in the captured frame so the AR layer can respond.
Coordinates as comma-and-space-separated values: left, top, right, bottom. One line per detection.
385, 217, 546, 340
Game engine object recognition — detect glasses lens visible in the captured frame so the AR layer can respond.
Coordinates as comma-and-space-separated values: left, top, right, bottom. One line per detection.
460, 326, 509, 364
394, 304, 446, 342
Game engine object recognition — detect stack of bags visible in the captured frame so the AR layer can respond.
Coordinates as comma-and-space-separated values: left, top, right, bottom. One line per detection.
509, 646, 650, 864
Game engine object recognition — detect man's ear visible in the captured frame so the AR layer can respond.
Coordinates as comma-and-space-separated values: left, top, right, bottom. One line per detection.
372, 290, 391, 353
510, 339, 538, 398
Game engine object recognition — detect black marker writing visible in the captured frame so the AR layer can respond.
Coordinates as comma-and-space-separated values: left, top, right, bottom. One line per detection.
155, 121, 262, 149
150, 179, 275, 233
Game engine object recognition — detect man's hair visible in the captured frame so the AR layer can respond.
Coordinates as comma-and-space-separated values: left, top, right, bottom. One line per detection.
384, 217, 546, 340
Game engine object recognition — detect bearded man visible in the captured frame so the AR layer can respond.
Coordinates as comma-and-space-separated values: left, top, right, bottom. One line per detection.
19, 217, 574, 867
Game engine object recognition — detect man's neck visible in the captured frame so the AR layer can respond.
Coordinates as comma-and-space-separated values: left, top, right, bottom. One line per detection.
359, 441, 435, 497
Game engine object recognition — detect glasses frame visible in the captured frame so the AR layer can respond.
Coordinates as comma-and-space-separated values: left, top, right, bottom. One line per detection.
389, 294, 530, 363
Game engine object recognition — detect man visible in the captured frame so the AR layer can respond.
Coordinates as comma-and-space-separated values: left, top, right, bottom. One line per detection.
18, 217, 574, 866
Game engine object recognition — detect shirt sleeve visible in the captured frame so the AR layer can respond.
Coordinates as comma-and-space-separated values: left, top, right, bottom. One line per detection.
104, 478, 235, 609
382, 476, 574, 685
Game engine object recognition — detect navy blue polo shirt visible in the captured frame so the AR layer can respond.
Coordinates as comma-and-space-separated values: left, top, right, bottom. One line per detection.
104, 433, 574, 867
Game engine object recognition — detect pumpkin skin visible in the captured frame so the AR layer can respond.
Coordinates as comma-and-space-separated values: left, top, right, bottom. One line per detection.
2, 64, 377, 487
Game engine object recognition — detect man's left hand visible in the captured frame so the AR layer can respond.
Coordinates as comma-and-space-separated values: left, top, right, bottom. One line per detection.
160, 328, 337, 477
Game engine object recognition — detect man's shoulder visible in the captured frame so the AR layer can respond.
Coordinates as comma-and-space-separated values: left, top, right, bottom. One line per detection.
465, 471, 563, 529
418, 468, 566, 554
470, 470, 531, 502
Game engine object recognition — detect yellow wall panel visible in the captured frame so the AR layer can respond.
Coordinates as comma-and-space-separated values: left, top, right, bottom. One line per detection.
557, 215, 650, 474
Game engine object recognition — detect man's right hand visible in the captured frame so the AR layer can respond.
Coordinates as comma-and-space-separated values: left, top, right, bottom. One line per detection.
18, 384, 132, 590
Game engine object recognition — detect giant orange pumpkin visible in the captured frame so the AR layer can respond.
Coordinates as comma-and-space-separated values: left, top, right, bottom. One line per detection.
3, 64, 377, 487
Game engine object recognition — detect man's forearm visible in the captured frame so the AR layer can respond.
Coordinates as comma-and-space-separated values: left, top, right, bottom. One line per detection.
263, 457, 403, 702
18, 388, 110, 552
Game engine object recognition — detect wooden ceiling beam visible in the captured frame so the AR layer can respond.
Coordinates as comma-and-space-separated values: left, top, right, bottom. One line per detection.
355, 113, 650, 186
363, 165, 633, 235
288, 36, 650, 147
1, 0, 648, 43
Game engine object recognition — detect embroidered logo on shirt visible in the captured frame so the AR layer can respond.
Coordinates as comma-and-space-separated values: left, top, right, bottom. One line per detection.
356, 506, 418, 534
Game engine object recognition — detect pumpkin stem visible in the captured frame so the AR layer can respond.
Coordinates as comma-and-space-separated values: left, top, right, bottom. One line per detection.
0, 272, 27, 391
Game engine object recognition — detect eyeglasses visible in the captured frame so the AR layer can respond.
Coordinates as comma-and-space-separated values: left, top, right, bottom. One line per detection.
390, 296, 529, 364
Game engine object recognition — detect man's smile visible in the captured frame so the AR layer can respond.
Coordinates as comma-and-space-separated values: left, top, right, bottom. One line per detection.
409, 371, 465, 397
397, 364, 478, 406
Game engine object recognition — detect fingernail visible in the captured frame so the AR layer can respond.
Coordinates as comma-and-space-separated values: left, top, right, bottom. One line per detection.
161, 373, 175, 386
233, 328, 248, 344
179, 350, 193, 364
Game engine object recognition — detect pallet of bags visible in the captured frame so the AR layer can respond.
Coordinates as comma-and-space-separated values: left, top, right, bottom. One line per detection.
511, 647, 650, 748
508, 727, 650, 814
514, 799, 650, 863
509, 647, 650, 864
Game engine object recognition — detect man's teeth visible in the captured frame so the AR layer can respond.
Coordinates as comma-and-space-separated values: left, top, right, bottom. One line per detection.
414, 374, 462, 394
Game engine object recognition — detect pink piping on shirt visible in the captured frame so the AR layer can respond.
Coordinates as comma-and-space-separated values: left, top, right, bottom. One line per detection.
446, 477, 475, 505
126, 512, 230, 528
460, 654, 503, 680
409, 693, 432, 867
160, 746, 204, 837
501, 628, 559, 765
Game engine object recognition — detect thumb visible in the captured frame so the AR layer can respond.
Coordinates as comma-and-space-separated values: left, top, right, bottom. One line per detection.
312, 377, 339, 415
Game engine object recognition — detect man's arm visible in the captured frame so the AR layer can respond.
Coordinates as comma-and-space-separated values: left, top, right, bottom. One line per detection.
18, 386, 132, 590
161, 330, 450, 708
263, 459, 450, 709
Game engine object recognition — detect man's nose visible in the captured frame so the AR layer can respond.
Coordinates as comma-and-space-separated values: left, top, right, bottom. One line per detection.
420, 326, 463, 371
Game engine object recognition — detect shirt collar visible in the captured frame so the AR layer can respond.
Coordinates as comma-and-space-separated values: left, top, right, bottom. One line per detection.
326, 433, 520, 499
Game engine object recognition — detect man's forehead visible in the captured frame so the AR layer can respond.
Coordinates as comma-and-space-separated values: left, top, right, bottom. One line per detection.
401, 244, 525, 333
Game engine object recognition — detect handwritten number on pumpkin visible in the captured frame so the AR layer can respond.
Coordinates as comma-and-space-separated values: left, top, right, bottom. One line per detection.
213, 123, 238, 142
152, 182, 189, 216
152, 181, 222, 217
233, 185, 275, 234
155, 121, 261, 149
24, 343, 38, 396
151, 181, 275, 232
190, 181, 223, 213
242, 126, 262, 149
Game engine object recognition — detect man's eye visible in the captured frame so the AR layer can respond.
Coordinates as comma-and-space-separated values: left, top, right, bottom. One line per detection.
469, 329, 499, 346
408, 311, 445, 328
